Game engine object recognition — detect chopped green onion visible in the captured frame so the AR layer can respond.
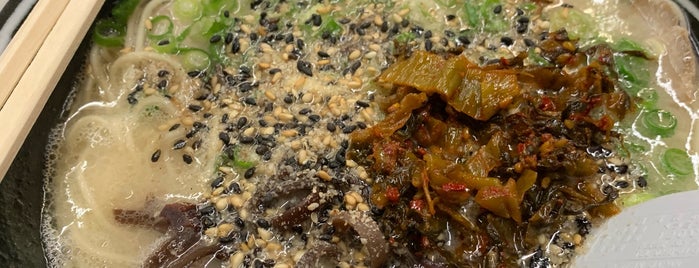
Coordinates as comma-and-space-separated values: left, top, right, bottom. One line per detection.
180, 48, 211, 71
639, 109, 677, 138
661, 148, 694, 177
547, 6, 596, 40
395, 32, 416, 43
636, 88, 658, 110
613, 38, 649, 54
203, 0, 239, 15
614, 54, 650, 95
111, 0, 141, 25
462, 0, 507, 33
173, 0, 203, 21
148, 16, 174, 39
318, 17, 342, 37
93, 20, 125, 47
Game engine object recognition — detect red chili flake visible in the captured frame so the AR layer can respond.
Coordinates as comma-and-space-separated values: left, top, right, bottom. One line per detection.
442, 183, 469, 192
539, 96, 555, 111
517, 143, 526, 154
385, 186, 400, 202
596, 115, 613, 131
409, 199, 425, 210
421, 236, 430, 248
416, 147, 428, 156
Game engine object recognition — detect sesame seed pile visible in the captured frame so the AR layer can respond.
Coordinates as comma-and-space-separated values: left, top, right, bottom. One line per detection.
115, 0, 637, 267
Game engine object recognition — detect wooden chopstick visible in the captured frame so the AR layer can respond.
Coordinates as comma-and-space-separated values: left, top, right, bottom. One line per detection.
0, 0, 71, 108
0, 0, 105, 180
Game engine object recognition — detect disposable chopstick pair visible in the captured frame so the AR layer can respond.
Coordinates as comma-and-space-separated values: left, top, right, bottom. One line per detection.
0, 0, 105, 180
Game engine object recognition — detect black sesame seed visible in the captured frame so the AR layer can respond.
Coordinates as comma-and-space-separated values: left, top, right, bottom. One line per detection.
637, 176, 648, 187
188, 71, 201, 77
157, 80, 168, 89
341, 140, 349, 149
425, 39, 433, 51
304, 115, 318, 123
356, 27, 366, 36
157, 39, 170, 46
258, 119, 268, 127
244, 167, 256, 179
192, 139, 202, 150
493, 5, 502, 14
157, 70, 170, 77
401, 19, 409, 28
211, 177, 224, 188
269, 68, 282, 75
317, 51, 330, 58
296, 38, 305, 49
296, 60, 313, 76
249, 32, 258, 41
516, 23, 528, 34
173, 139, 187, 150
185, 129, 198, 139
255, 145, 269, 155
188, 104, 203, 112
615, 180, 630, 188
237, 116, 248, 129
356, 100, 370, 108
342, 125, 357, 134
326, 122, 336, 132
221, 114, 229, 123
240, 136, 255, 144
299, 108, 311, 115
524, 38, 535, 47
225, 32, 234, 44
343, 61, 361, 76
169, 124, 180, 131
446, 14, 456, 21
256, 218, 271, 229
127, 92, 138, 104
613, 164, 628, 174
380, 21, 389, 32
501, 36, 514, 46
231, 37, 241, 53
219, 132, 231, 145
311, 14, 322, 26
233, 217, 245, 228
229, 182, 242, 194
244, 97, 257, 105
424, 30, 433, 39
516, 8, 524, 16
193, 121, 206, 129
210, 34, 222, 43
356, 122, 367, 129
182, 154, 193, 164
283, 95, 294, 104
199, 205, 215, 215
457, 35, 471, 45
151, 149, 161, 162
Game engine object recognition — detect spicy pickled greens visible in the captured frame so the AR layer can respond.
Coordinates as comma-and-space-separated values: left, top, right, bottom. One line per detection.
42, 0, 699, 267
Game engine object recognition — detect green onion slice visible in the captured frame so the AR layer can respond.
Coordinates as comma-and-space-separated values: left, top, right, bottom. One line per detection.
180, 48, 211, 71
641, 109, 677, 137
148, 16, 174, 39
93, 19, 125, 47
662, 148, 694, 177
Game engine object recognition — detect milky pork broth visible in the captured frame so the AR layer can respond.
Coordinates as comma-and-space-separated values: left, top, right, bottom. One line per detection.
41, 0, 699, 267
